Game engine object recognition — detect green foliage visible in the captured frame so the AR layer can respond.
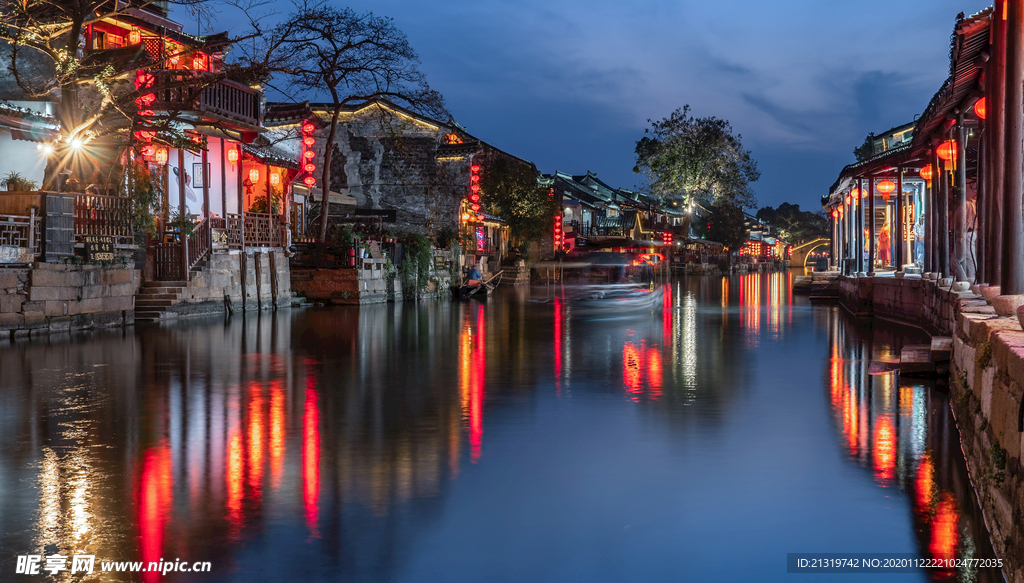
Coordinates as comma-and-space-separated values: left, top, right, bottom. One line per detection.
128, 164, 162, 236
1, 171, 38, 191
853, 133, 877, 162
976, 342, 992, 369
634, 105, 759, 208
167, 210, 195, 238
755, 202, 828, 244
397, 230, 433, 291
435, 225, 459, 249
704, 200, 748, 253
479, 158, 553, 246
990, 445, 1007, 471
250, 189, 282, 215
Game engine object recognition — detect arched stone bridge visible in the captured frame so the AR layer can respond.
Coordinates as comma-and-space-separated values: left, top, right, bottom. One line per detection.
790, 238, 830, 268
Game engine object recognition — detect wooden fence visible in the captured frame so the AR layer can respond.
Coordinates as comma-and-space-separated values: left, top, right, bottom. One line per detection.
0, 212, 40, 253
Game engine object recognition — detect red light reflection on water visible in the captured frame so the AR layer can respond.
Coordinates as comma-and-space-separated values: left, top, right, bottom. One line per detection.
269, 381, 285, 491
470, 306, 485, 462
930, 493, 960, 569
248, 388, 264, 499
621, 338, 663, 401
138, 442, 171, 582
303, 379, 320, 537
554, 297, 562, 393
872, 416, 895, 483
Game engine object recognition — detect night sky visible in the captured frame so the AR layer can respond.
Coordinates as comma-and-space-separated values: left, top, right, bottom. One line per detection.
185, 0, 993, 212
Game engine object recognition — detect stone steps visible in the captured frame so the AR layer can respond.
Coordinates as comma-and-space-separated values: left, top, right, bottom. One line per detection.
898, 336, 952, 376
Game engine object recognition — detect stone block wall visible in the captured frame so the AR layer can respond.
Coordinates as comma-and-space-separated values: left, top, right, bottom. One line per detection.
0, 262, 139, 336
838, 275, 958, 336
169, 249, 292, 316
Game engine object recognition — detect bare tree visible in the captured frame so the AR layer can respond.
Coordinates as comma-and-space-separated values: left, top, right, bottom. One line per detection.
261, 0, 445, 243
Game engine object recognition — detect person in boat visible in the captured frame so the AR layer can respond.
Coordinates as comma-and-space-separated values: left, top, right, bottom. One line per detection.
459, 264, 483, 298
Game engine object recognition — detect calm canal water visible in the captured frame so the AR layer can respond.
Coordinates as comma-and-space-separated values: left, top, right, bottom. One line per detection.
0, 273, 1003, 582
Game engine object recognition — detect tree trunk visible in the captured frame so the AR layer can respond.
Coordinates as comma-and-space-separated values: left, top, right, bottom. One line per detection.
317, 104, 342, 243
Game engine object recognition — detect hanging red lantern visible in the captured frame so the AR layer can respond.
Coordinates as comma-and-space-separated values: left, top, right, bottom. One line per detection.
471, 165, 480, 172
134, 130, 156, 142
304, 163, 315, 173
303, 136, 315, 147
974, 97, 987, 120
936, 140, 957, 161
140, 144, 155, 157
876, 179, 896, 200
469, 193, 480, 203
476, 213, 485, 221
302, 122, 315, 134
303, 150, 315, 160
134, 70, 155, 90
919, 165, 933, 184
154, 148, 168, 164
129, 29, 141, 45
470, 203, 481, 211
227, 148, 239, 164
845, 195, 852, 205
303, 176, 316, 187
249, 168, 260, 183
470, 184, 480, 194
270, 172, 280, 186
461, 213, 471, 222
850, 187, 859, 199
470, 174, 480, 183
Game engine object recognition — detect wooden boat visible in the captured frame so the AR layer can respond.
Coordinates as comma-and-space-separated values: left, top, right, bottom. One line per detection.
451, 271, 503, 300
558, 284, 663, 316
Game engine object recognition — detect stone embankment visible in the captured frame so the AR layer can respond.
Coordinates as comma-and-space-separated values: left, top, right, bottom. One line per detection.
840, 275, 1023, 583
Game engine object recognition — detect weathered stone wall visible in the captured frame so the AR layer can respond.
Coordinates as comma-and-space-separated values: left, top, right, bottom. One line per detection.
168, 249, 292, 316
0, 262, 139, 336
839, 274, 1024, 583
292, 257, 452, 304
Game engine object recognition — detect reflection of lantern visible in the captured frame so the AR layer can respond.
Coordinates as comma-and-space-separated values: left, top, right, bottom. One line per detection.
304, 163, 315, 173
302, 122, 315, 134
227, 148, 239, 164
129, 29, 141, 45
141, 144, 155, 157
303, 136, 315, 147
974, 97, 987, 120
303, 176, 316, 187
303, 150, 315, 160
270, 172, 280, 186
877, 179, 896, 200
249, 168, 260, 183
155, 148, 168, 164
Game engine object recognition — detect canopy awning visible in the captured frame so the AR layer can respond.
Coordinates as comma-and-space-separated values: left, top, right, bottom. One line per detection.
292, 185, 356, 205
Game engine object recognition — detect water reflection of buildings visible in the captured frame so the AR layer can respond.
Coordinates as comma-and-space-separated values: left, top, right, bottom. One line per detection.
823, 308, 1000, 581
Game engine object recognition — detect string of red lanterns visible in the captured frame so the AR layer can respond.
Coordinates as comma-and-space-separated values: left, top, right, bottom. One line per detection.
133, 70, 158, 162
301, 121, 316, 188
462, 164, 484, 223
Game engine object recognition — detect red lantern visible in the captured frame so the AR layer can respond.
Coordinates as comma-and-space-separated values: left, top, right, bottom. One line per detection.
876, 179, 896, 200
134, 130, 156, 142
303, 150, 315, 160
470, 203, 481, 211
134, 71, 155, 90
974, 97, 987, 120
936, 140, 957, 161
154, 148, 168, 164
249, 168, 260, 183
303, 176, 316, 187
140, 144, 155, 157
129, 29, 141, 45
476, 213, 484, 221
303, 136, 315, 147
304, 163, 315, 173
227, 148, 239, 164
302, 122, 315, 134
845, 195, 852, 205
470, 184, 480, 194
136, 92, 156, 107
471, 165, 480, 172
469, 194, 480, 203
919, 164, 933, 182
851, 187, 859, 199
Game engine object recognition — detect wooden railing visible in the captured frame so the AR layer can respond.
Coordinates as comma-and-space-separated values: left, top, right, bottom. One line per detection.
74, 193, 133, 245
151, 71, 260, 127
153, 242, 184, 282
187, 218, 210, 272
0, 212, 40, 254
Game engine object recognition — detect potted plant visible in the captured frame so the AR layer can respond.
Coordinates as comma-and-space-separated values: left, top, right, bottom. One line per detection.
1, 171, 39, 192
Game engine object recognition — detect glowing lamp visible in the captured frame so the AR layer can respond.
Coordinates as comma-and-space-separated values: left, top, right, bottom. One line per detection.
270, 173, 280, 186
192, 54, 206, 71
476, 213, 484, 221
302, 122, 315, 134
471, 174, 480, 183
227, 148, 239, 164
936, 140, 957, 161
136, 92, 156, 106
470, 184, 480, 194
832, 210, 838, 219
303, 150, 315, 160
851, 187, 859, 198
304, 163, 316, 173
919, 164, 933, 182
469, 194, 480, 203
140, 144, 155, 157
134, 130, 156, 141
846, 195, 852, 205
877, 179, 896, 199
169, 55, 179, 66
303, 176, 316, 187
470, 203, 481, 211
129, 29, 141, 45
974, 97, 987, 120
462, 213, 471, 221
471, 165, 480, 172
154, 148, 168, 164
249, 168, 260, 183
303, 136, 315, 147
134, 71, 155, 89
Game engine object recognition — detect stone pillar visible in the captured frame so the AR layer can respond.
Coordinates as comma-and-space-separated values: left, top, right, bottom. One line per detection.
1003, 0, 1024, 296
896, 167, 905, 270
202, 148, 211, 251
939, 151, 950, 279
868, 177, 876, 275
990, 3, 1007, 287
954, 119, 968, 283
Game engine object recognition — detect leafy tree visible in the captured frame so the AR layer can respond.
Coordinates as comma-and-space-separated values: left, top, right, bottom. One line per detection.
634, 105, 759, 208
478, 157, 550, 248
755, 202, 828, 244
853, 133, 876, 162
705, 200, 748, 254
262, 1, 445, 243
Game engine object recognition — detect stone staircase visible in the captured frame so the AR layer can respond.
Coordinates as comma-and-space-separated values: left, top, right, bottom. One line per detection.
134, 281, 187, 321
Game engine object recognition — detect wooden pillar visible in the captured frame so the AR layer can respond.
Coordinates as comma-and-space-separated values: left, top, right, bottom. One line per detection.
868, 177, 876, 274
847, 190, 854, 274
202, 147, 211, 251
977, 129, 987, 283
1004, 0, 1024, 294
857, 178, 865, 274
178, 147, 189, 281
237, 147, 245, 251
955, 119, 968, 282
939, 151, 951, 279
990, 3, 1007, 286
925, 172, 934, 274
896, 168, 905, 270
220, 138, 227, 218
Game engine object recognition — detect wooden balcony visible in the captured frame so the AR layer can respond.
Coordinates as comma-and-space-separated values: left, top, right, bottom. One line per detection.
151, 71, 260, 128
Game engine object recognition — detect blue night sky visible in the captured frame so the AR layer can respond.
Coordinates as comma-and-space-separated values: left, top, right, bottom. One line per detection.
190, 0, 992, 211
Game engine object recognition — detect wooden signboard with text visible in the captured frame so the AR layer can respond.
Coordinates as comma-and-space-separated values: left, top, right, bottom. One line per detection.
212, 228, 229, 253
83, 235, 115, 262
